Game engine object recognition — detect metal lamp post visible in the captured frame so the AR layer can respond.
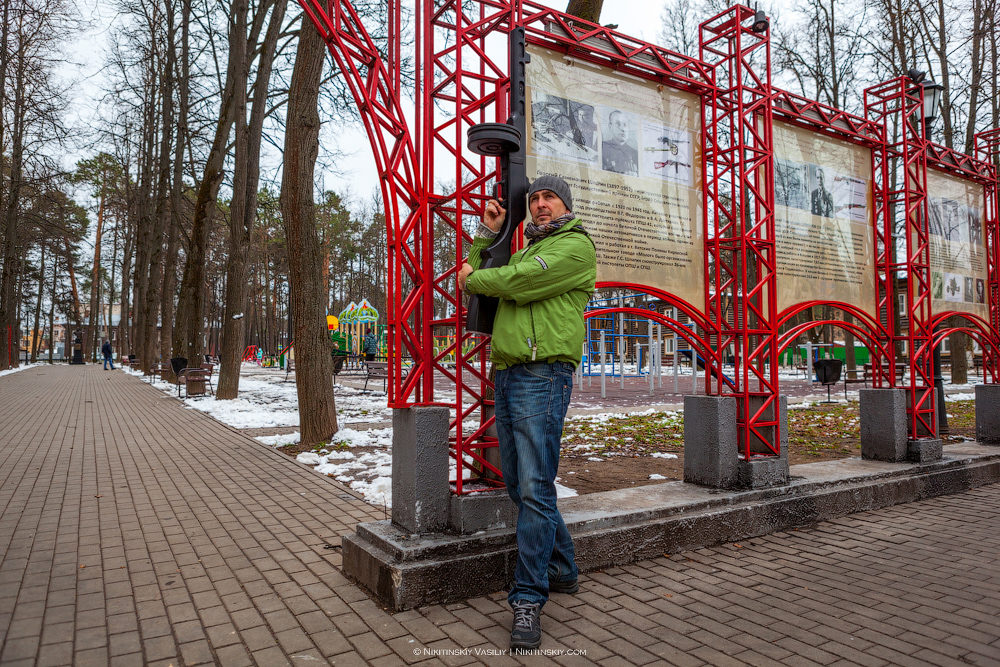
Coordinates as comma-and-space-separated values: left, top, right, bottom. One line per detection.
919, 76, 949, 434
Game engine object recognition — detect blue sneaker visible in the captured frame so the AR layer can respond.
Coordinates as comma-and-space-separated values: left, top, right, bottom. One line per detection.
549, 578, 579, 594
509, 600, 541, 651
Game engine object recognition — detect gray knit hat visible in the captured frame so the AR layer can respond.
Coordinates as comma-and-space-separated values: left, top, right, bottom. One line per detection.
527, 175, 572, 211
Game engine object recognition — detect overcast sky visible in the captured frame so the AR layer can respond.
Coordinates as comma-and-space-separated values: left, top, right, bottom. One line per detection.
60, 0, 678, 213
319, 0, 670, 206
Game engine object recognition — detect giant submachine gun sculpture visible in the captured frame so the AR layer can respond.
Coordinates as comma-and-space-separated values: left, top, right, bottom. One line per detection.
464, 27, 530, 335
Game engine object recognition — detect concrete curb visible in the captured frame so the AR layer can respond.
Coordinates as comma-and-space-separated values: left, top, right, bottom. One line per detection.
344, 444, 1000, 610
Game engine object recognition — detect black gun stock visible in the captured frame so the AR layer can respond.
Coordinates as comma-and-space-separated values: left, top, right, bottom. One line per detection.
464, 27, 530, 335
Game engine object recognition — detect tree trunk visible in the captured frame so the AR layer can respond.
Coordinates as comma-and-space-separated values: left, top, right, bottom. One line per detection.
62, 237, 83, 330
216, 0, 287, 399
281, 13, 338, 443
169, 0, 191, 366
176, 25, 241, 368
0, 30, 25, 369
132, 86, 158, 373
47, 259, 56, 363
87, 175, 105, 361
118, 217, 134, 360
30, 243, 45, 363
565, 0, 604, 24
949, 316, 967, 384
843, 311, 856, 371
31, 242, 45, 363
157, 0, 181, 377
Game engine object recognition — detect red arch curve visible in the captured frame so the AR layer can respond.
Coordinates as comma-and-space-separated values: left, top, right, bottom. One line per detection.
584, 307, 723, 383
926, 311, 1000, 383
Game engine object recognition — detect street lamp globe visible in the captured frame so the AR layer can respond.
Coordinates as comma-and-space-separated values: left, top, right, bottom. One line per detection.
922, 81, 945, 137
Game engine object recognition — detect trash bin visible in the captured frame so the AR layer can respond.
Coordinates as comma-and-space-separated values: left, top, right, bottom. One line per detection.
170, 357, 188, 377
814, 359, 843, 403
813, 359, 843, 384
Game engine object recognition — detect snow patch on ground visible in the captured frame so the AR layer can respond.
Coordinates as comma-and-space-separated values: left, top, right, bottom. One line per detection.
135, 362, 990, 508
256, 432, 301, 447
0, 363, 42, 379
555, 480, 578, 498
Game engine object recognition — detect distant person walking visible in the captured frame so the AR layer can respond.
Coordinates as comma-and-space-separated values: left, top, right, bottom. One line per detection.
101, 340, 115, 370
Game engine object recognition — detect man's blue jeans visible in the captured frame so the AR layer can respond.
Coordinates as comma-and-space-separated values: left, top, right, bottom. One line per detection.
495, 361, 578, 607
103, 356, 114, 370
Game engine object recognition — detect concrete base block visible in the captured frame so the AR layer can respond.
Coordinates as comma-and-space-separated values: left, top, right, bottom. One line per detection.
685, 395, 789, 490
736, 396, 789, 489
738, 456, 789, 488
391, 407, 451, 533
341, 520, 516, 611
449, 489, 516, 534
907, 439, 943, 463
861, 388, 908, 462
976, 385, 1000, 444
683, 395, 738, 488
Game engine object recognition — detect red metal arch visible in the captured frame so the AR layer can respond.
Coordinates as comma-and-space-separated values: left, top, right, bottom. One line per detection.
776, 300, 895, 383
594, 282, 717, 339
301, 0, 432, 407
777, 319, 895, 385
777, 300, 883, 338
927, 311, 1000, 384
520, 1, 715, 96
584, 306, 726, 386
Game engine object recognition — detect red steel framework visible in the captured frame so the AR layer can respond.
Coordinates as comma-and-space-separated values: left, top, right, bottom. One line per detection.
300, 0, 999, 492
699, 6, 780, 456
976, 128, 1000, 380
865, 78, 938, 439
922, 132, 1000, 385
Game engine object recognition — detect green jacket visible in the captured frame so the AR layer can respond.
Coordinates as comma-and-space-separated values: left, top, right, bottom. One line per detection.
466, 218, 596, 369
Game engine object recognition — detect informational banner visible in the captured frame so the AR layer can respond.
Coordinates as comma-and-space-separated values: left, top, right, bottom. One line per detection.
524, 45, 703, 305
773, 121, 876, 315
926, 170, 989, 318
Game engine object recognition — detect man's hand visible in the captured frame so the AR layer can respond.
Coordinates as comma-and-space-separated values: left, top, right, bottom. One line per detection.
458, 263, 475, 291
484, 198, 506, 233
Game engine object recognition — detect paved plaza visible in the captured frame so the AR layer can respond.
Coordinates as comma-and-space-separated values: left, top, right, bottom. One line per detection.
1, 364, 998, 666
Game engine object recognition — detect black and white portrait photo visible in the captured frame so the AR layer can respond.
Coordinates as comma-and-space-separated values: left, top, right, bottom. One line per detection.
600, 108, 639, 176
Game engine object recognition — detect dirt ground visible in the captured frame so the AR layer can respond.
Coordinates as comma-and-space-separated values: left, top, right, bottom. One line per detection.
276, 400, 977, 497
556, 400, 978, 495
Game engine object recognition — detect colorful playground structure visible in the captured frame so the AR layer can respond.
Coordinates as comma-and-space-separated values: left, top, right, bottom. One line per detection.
241, 298, 387, 370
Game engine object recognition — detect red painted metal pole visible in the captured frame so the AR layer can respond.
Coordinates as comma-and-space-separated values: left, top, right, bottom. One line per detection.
699, 5, 780, 458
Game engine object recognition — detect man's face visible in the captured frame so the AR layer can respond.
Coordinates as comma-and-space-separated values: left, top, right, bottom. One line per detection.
529, 189, 568, 225
609, 113, 629, 144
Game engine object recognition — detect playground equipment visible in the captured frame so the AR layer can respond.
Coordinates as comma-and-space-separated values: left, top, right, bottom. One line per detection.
335, 299, 380, 357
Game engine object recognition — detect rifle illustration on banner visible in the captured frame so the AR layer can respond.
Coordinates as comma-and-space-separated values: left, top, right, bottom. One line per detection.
464, 27, 530, 335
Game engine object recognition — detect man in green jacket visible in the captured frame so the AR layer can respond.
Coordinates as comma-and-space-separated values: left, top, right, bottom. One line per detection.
458, 175, 596, 651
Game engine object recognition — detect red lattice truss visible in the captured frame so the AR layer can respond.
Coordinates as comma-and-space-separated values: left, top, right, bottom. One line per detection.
300, 0, 999, 492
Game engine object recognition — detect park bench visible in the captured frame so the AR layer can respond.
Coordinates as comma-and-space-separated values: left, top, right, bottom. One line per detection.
178, 367, 213, 398
332, 353, 349, 383
843, 366, 867, 398
364, 361, 389, 392
861, 363, 906, 386
146, 362, 170, 382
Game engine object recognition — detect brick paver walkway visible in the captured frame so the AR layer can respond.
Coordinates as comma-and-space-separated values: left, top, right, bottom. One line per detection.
1, 364, 998, 666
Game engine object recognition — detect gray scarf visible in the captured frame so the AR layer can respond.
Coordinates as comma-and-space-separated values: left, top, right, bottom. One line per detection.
525, 212, 578, 246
